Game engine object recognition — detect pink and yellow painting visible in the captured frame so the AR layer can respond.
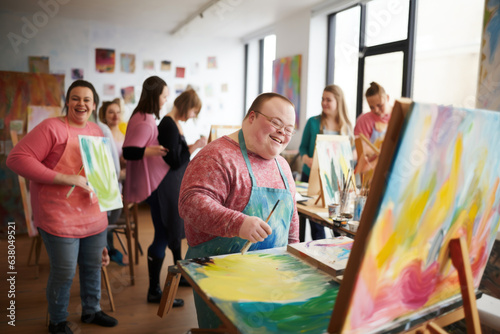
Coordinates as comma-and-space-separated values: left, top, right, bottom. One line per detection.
272, 54, 301, 127
95, 48, 115, 73
343, 103, 500, 333
27, 105, 62, 133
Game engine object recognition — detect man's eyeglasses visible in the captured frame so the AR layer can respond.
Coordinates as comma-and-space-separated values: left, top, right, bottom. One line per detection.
254, 111, 296, 136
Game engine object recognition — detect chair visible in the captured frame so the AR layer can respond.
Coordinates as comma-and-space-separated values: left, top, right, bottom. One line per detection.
108, 200, 142, 285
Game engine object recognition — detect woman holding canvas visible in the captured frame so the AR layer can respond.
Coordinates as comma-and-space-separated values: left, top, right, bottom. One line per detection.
298, 84, 353, 240
7, 80, 118, 333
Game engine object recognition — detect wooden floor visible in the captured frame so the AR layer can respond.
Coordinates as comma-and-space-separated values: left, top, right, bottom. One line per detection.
0, 204, 198, 334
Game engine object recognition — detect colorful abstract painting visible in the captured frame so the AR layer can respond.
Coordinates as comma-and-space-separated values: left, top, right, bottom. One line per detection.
309, 135, 353, 206
342, 103, 500, 333
287, 237, 353, 276
120, 53, 136, 73
272, 54, 301, 127
28, 56, 49, 73
95, 48, 115, 73
477, 0, 500, 111
120, 86, 135, 104
78, 135, 122, 212
180, 249, 339, 334
27, 105, 62, 133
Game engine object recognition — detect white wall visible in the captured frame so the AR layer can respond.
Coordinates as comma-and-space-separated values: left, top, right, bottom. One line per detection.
0, 10, 245, 144
273, 10, 314, 150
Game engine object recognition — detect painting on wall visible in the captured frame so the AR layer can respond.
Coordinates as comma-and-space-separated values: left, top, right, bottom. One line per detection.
161, 60, 171, 71
179, 249, 340, 334
176, 67, 185, 78
272, 54, 301, 127
477, 0, 500, 111
120, 86, 135, 104
120, 53, 136, 73
207, 56, 217, 69
27, 105, 62, 133
95, 48, 115, 73
103, 84, 115, 96
334, 102, 500, 333
143, 60, 154, 70
28, 56, 49, 73
308, 135, 353, 207
0, 71, 64, 231
71, 68, 84, 80
78, 135, 123, 212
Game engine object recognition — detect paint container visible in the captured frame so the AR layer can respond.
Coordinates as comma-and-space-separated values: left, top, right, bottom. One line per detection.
348, 220, 359, 233
353, 195, 367, 221
328, 203, 340, 218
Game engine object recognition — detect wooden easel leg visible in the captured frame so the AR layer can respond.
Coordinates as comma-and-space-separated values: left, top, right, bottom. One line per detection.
426, 321, 449, 334
449, 237, 482, 334
157, 265, 181, 317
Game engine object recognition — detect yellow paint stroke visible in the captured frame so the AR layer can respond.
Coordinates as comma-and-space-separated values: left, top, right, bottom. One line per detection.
195, 254, 327, 302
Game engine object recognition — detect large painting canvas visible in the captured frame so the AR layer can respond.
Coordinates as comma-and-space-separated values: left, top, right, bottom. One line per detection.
0, 71, 64, 232
477, 0, 500, 111
308, 135, 353, 206
338, 102, 500, 333
79, 135, 122, 212
179, 249, 340, 334
27, 105, 62, 133
272, 54, 301, 127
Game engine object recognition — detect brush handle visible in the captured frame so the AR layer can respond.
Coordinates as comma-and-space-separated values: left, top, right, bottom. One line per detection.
240, 241, 252, 255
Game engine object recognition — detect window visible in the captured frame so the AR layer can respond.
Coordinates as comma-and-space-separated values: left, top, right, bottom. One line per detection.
327, 0, 416, 119
327, 0, 484, 118
244, 34, 276, 114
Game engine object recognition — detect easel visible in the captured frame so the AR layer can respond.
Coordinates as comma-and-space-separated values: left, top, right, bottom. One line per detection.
328, 235, 481, 333
207, 125, 241, 143
307, 135, 353, 209
307, 148, 326, 208
10, 130, 42, 277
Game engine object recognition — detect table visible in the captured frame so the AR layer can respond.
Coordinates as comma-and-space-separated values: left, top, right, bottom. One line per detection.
296, 200, 356, 240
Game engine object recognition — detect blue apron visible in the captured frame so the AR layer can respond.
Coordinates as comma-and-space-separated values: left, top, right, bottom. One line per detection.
186, 130, 294, 329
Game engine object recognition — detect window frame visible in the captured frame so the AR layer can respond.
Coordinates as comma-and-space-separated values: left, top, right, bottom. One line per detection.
326, 0, 418, 118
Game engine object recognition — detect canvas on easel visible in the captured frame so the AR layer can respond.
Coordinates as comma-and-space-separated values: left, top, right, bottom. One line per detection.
307, 134, 353, 208
329, 99, 500, 333
207, 124, 240, 143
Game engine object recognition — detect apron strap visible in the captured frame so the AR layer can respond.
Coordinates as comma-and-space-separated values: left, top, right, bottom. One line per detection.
238, 130, 289, 190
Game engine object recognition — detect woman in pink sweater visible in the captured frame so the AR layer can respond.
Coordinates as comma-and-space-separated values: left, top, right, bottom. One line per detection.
122, 76, 183, 307
7, 80, 118, 333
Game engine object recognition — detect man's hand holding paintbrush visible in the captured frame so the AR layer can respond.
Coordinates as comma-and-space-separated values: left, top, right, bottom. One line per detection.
240, 200, 280, 254
239, 216, 273, 244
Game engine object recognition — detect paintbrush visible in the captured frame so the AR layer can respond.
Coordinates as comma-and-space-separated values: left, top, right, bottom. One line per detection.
240, 199, 280, 255
66, 165, 84, 198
